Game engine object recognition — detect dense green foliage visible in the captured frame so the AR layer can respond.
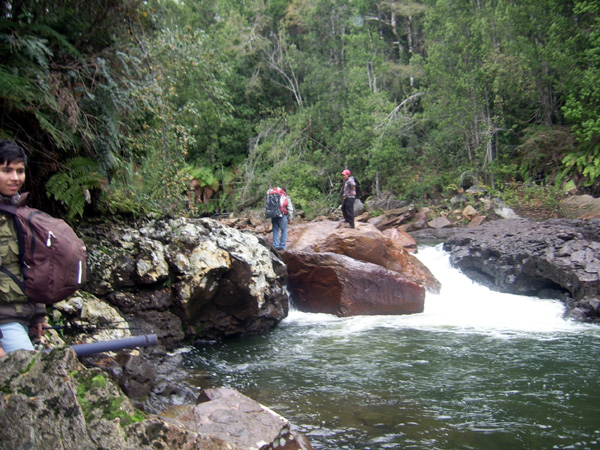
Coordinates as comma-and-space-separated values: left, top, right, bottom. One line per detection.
1, 0, 599, 221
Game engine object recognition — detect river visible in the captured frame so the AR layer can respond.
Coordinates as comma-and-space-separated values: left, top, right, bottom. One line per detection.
185, 244, 600, 449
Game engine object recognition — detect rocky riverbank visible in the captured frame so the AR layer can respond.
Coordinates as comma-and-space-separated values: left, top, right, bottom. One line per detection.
2, 217, 312, 450
1, 347, 311, 450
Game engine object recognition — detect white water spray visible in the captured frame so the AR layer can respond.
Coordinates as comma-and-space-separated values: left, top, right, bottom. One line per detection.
410, 244, 584, 335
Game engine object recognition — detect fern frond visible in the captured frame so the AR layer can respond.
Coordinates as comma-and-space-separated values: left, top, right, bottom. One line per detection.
0, 65, 40, 104
46, 157, 104, 220
28, 24, 80, 57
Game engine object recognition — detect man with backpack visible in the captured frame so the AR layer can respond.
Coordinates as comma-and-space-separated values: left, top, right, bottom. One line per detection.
0, 139, 47, 357
341, 169, 356, 228
265, 187, 294, 250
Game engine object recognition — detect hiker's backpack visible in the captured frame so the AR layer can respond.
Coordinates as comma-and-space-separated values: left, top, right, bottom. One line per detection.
352, 176, 360, 198
265, 187, 288, 219
0, 205, 87, 304
343, 176, 360, 198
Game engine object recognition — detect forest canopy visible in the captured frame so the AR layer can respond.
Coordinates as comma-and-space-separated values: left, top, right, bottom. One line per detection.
1, 0, 599, 220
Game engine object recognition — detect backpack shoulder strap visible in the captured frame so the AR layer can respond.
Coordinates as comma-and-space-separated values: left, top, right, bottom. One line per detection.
0, 266, 25, 292
0, 204, 17, 215
0, 204, 27, 295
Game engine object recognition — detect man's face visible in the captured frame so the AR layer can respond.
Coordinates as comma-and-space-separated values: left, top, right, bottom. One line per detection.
0, 160, 25, 197
342, 173, 348, 180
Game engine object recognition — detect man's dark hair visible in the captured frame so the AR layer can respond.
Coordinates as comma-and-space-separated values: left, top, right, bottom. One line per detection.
0, 139, 27, 166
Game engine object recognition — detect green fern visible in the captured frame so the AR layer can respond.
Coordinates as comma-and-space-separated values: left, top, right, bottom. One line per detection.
189, 165, 220, 191
46, 157, 104, 220
0, 65, 39, 104
562, 142, 600, 187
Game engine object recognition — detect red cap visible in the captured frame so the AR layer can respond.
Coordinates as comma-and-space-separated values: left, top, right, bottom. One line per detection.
341, 170, 351, 176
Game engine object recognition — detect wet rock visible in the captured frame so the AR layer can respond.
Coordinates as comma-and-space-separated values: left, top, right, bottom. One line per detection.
52, 295, 133, 343
0, 349, 309, 450
382, 227, 418, 253
114, 352, 156, 399
84, 217, 289, 341
282, 251, 425, 316
160, 387, 311, 450
285, 221, 440, 294
1, 347, 137, 450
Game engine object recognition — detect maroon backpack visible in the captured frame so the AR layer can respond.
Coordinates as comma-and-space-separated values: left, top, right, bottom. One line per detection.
0, 204, 87, 304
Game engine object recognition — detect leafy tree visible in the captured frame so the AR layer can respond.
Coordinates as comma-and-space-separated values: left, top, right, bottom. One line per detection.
561, 1, 600, 192
0, 0, 145, 214
421, 0, 581, 194
4, 0, 600, 221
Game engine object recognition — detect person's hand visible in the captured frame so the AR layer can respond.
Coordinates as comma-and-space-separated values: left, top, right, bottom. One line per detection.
0, 345, 6, 358
30, 322, 48, 339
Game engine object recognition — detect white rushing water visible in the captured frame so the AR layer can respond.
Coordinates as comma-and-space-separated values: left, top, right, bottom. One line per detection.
284, 244, 590, 337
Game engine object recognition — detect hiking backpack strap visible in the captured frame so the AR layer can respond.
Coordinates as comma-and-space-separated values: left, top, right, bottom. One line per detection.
0, 204, 27, 295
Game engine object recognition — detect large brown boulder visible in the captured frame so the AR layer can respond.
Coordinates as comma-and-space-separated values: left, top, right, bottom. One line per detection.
285, 221, 440, 293
383, 227, 418, 253
278, 221, 439, 316
282, 251, 425, 316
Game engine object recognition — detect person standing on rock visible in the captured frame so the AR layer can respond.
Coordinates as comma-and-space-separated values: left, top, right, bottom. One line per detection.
265, 186, 294, 250
0, 140, 48, 358
341, 169, 356, 229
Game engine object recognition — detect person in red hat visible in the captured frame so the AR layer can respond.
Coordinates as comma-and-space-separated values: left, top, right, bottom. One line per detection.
341, 169, 356, 228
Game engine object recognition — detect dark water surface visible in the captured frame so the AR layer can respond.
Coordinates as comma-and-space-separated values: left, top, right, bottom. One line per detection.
185, 246, 600, 449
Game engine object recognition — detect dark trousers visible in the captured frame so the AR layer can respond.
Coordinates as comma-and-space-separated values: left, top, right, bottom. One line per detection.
342, 197, 355, 228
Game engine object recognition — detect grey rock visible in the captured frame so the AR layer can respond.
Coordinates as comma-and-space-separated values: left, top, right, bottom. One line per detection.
83, 217, 289, 341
